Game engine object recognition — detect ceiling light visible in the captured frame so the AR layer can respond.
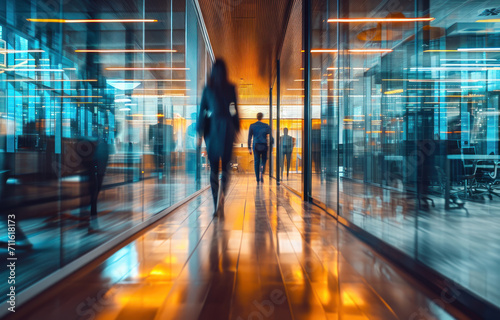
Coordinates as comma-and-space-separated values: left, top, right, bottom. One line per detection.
2, 79, 96, 82
106, 81, 141, 90
424, 50, 458, 52
441, 64, 500, 67
27, 19, 157, 23
311, 49, 339, 53
457, 48, 500, 52
328, 17, 434, 23
475, 19, 500, 23
311, 49, 392, 53
106, 67, 189, 71
131, 94, 188, 98
349, 49, 393, 53
0, 50, 44, 53
133, 88, 190, 91
75, 49, 177, 53
327, 67, 369, 70
109, 79, 189, 82
115, 98, 132, 103
384, 89, 404, 95
440, 59, 496, 61
4, 68, 64, 72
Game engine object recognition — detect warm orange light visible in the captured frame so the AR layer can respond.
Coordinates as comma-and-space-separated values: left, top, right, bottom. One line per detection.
349, 49, 393, 53
384, 89, 404, 95
133, 88, 190, 91
311, 49, 339, 53
110, 79, 189, 82
75, 49, 177, 53
106, 67, 189, 71
476, 19, 500, 23
27, 18, 157, 23
327, 67, 369, 71
311, 49, 392, 54
328, 17, 434, 23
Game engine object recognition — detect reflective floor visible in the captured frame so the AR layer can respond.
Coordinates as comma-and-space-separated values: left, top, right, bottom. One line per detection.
312, 171, 500, 308
0, 173, 208, 298
9, 175, 467, 320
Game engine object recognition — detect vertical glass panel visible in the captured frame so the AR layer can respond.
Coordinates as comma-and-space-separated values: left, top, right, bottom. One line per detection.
280, 0, 303, 193
417, 0, 500, 307
272, 82, 278, 179
0, 0, 209, 299
337, 0, 418, 257
311, 0, 339, 211
313, 0, 500, 310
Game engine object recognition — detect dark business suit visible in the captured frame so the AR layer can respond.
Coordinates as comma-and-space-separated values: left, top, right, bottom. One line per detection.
197, 84, 240, 209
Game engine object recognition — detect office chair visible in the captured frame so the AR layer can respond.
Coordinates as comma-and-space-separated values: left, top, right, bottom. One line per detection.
435, 165, 465, 209
459, 147, 477, 199
474, 154, 500, 200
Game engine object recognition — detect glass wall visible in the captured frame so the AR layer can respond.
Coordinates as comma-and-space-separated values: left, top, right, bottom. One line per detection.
0, 0, 210, 298
279, 0, 500, 310
279, 0, 303, 193
311, 0, 339, 211
271, 81, 278, 179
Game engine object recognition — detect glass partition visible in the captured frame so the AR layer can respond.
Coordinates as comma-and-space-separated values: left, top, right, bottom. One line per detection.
280, 0, 304, 193
0, 0, 210, 298
306, 0, 500, 309
310, 0, 339, 210
271, 81, 278, 179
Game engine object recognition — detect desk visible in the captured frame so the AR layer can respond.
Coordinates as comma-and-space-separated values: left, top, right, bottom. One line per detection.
445, 155, 500, 209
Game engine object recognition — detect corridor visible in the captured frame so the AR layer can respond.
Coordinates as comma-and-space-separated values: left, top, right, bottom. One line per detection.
9, 176, 464, 320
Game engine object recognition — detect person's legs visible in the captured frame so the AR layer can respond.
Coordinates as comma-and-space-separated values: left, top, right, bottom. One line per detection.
279, 152, 284, 179
259, 149, 268, 181
221, 151, 232, 196
285, 152, 292, 178
208, 156, 220, 212
253, 148, 261, 182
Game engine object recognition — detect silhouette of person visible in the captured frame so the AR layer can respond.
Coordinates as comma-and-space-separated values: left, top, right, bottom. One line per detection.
197, 59, 240, 216
280, 128, 294, 180
79, 137, 109, 231
248, 112, 271, 183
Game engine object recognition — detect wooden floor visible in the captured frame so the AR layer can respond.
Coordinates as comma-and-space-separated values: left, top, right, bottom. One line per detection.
8, 175, 466, 320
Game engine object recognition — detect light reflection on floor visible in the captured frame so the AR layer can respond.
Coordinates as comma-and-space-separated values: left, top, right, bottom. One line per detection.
312, 172, 500, 307
10, 175, 466, 320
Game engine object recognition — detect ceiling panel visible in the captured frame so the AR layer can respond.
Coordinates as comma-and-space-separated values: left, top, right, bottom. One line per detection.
198, 0, 294, 105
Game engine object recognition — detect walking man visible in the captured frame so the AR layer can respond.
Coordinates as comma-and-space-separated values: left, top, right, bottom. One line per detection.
248, 113, 271, 183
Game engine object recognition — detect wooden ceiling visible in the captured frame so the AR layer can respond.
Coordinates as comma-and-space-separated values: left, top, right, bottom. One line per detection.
198, 0, 294, 105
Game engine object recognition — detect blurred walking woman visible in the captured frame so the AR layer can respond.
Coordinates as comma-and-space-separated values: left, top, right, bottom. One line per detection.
197, 59, 240, 216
